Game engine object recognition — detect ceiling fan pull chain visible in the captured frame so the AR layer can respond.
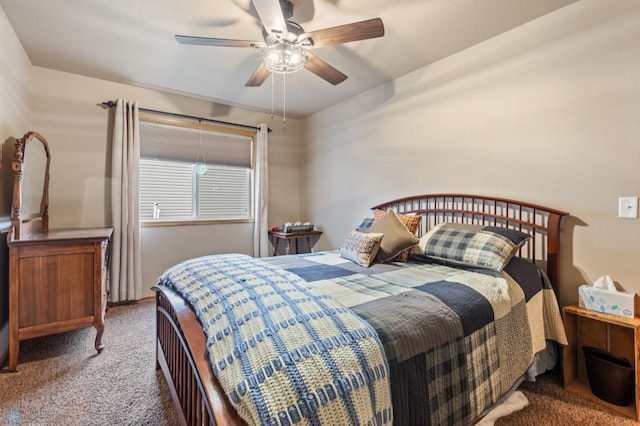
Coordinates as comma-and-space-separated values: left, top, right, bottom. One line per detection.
270, 71, 275, 120
282, 71, 287, 126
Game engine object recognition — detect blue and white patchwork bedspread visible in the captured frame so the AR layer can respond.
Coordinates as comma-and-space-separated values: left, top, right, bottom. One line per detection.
159, 251, 567, 426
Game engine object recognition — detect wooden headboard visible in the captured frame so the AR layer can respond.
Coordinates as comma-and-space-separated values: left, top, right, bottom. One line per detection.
372, 194, 569, 295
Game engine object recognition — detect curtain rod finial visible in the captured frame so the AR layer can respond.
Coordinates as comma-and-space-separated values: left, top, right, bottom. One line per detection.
99, 101, 117, 109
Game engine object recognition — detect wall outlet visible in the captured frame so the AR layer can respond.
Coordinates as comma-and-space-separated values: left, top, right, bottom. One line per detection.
618, 197, 638, 219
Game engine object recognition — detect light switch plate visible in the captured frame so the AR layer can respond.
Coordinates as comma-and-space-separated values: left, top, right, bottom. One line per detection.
618, 197, 638, 219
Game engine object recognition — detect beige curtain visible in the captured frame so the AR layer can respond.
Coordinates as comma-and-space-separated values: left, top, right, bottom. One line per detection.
253, 123, 269, 257
110, 99, 143, 302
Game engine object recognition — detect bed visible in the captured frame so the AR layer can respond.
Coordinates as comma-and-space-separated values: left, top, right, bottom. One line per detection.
153, 194, 569, 425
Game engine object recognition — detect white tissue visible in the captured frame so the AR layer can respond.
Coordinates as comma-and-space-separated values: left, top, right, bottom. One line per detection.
593, 275, 616, 291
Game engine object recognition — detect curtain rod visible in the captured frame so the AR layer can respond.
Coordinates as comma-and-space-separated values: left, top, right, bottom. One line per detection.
99, 101, 271, 133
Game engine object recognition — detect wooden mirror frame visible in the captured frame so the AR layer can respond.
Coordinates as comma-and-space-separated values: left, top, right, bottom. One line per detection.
10, 131, 51, 240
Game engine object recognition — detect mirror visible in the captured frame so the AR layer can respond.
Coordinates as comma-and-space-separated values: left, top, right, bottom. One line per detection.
10, 131, 50, 240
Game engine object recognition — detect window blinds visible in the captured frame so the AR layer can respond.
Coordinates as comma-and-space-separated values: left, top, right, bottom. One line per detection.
139, 121, 253, 168
139, 159, 193, 219
138, 117, 254, 221
196, 167, 251, 219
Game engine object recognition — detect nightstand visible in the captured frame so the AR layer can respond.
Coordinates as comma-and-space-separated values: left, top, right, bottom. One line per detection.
268, 230, 322, 256
562, 303, 640, 421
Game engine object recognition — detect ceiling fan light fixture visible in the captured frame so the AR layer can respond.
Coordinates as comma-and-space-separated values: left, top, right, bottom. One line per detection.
263, 43, 306, 74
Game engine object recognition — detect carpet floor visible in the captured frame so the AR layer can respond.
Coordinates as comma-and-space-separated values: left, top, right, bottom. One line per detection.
496, 373, 637, 425
0, 299, 178, 426
1, 299, 636, 425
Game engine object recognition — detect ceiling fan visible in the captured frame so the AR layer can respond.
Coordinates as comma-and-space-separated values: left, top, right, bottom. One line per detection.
175, 0, 385, 87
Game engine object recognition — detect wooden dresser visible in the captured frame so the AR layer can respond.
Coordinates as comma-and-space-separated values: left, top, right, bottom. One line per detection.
8, 227, 113, 371
6, 131, 114, 371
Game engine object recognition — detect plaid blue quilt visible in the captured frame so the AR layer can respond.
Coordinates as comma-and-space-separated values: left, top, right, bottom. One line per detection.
264, 252, 567, 426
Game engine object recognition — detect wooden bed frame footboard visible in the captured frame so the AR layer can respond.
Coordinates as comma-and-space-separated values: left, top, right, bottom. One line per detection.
154, 286, 245, 426
154, 194, 569, 425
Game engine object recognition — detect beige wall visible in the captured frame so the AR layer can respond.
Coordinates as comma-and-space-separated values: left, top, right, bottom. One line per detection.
29, 67, 303, 297
0, 4, 32, 219
302, 0, 640, 308
0, 5, 33, 362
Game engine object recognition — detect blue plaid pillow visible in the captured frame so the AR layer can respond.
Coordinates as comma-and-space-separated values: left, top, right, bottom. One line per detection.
421, 223, 531, 271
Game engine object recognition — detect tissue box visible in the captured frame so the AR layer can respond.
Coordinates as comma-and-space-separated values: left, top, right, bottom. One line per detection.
578, 285, 635, 318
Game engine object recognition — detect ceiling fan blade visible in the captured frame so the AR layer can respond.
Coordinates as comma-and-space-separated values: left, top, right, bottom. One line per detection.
304, 52, 347, 85
306, 17, 384, 48
175, 35, 259, 48
245, 62, 272, 87
251, 0, 288, 37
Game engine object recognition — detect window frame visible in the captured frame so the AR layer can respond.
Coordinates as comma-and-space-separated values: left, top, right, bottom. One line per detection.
138, 112, 256, 227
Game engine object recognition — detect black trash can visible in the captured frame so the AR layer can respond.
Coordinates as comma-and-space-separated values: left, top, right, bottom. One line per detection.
583, 346, 634, 406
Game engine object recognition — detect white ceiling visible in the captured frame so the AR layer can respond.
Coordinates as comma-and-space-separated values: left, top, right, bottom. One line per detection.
1, 0, 578, 118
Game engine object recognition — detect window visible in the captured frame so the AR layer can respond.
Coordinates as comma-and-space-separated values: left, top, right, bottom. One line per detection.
138, 115, 255, 222
196, 165, 251, 219
139, 159, 251, 220
140, 159, 192, 219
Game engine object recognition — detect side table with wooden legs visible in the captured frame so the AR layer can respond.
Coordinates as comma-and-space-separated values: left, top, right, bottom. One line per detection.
268, 230, 323, 256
